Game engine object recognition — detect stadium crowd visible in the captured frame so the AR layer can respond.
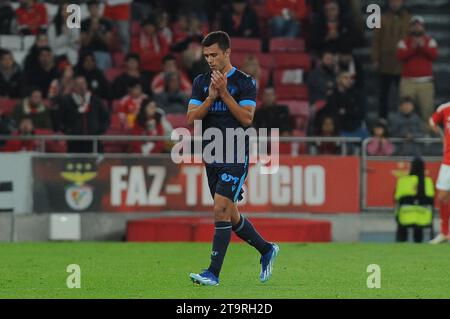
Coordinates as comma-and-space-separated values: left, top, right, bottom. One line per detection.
0, 0, 439, 155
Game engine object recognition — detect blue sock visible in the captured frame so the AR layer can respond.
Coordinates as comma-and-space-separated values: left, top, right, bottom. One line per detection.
207, 221, 232, 278
233, 215, 272, 255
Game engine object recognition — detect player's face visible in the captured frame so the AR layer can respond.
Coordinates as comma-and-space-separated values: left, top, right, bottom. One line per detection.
203, 44, 230, 72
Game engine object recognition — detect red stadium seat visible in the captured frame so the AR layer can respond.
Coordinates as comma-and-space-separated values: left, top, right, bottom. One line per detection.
131, 21, 140, 37
0, 98, 18, 115
105, 68, 124, 82
34, 130, 68, 153
275, 85, 309, 100
279, 100, 310, 117
109, 113, 123, 130
111, 99, 122, 112
270, 38, 305, 53
231, 52, 274, 70
274, 53, 311, 70
230, 37, 261, 53
166, 114, 188, 128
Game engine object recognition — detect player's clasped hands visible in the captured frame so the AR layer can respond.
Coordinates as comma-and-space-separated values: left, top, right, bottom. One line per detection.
211, 71, 228, 96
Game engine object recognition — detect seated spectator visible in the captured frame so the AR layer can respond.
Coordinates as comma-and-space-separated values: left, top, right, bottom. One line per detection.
75, 51, 110, 100
310, 114, 341, 155
307, 50, 336, 107
266, 0, 308, 37
103, 0, 132, 53
12, 87, 51, 130
254, 87, 292, 135
3, 117, 39, 152
60, 75, 110, 153
15, 0, 48, 35
241, 54, 262, 91
151, 54, 192, 95
155, 72, 189, 114
389, 97, 425, 156
335, 50, 364, 91
367, 118, 395, 156
397, 15, 438, 127
310, 0, 355, 53
47, 1, 80, 66
0, 1, 15, 34
23, 33, 49, 76
23, 46, 59, 98
81, 0, 113, 71
221, 0, 260, 38
112, 53, 150, 99
130, 98, 172, 154
0, 50, 22, 99
317, 71, 368, 139
118, 80, 149, 130
131, 16, 170, 76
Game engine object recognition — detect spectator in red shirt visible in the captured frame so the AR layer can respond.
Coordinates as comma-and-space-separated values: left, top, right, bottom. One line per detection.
3, 117, 39, 152
130, 98, 170, 154
397, 15, 438, 126
131, 16, 170, 77
118, 79, 149, 130
15, 0, 48, 35
266, 0, 308, 37
151, 54, 192, 95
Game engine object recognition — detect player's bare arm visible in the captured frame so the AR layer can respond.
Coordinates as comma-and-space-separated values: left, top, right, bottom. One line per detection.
429, 117, 440, 134
211, 71, 255, 127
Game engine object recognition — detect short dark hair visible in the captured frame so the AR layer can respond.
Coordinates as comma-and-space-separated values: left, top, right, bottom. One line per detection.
27, 86, 42, 96
201, 31, 231, 51
127, 79, 142, 90
400, 96, 415, 106
38, 46, 52, 55
87, 0, 100, 7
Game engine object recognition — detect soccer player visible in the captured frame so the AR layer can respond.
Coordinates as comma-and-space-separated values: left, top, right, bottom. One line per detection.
186, 31, 279, 286
429, 102, 450, 243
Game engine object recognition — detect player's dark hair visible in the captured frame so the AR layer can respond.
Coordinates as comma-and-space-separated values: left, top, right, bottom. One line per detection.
201, 31, 231, 51
410, 157, 426, 201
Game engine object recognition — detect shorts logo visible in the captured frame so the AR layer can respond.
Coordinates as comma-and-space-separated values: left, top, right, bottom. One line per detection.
221, 173, 239, 184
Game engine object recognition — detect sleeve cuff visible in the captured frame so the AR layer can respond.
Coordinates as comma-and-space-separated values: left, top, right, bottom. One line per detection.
239, 100, 256, 107
188, 99, 202, 106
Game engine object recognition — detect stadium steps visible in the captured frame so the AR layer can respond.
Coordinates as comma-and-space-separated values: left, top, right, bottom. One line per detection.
356, 0, 450, 123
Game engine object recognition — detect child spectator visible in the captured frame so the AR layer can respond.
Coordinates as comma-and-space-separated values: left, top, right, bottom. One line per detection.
12, 87, 51, 130
118, 80, 148, 130
0, 50, 22, 99
15, 0, 48, 35
47, 1, 80, 65
367, 118, 395, 156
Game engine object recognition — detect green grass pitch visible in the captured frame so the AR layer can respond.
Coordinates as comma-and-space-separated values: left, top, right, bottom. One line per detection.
0, 242, 450, 299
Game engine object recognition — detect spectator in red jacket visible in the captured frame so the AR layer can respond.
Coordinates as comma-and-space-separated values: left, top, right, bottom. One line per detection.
151, 54, 192, 95
15, 0, 48, 35
131, 16, 170, 76
3, 117, 39, 152
266, 0, 308, 37
118, 79, 149, 130
397, 15, 438, 126
130, 98, 167, 154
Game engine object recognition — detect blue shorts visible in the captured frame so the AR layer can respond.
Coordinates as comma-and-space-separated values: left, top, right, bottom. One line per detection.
205, 162, 249, 203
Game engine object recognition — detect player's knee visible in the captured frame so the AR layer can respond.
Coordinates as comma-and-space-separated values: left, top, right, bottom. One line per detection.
213, 202, 229, 220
